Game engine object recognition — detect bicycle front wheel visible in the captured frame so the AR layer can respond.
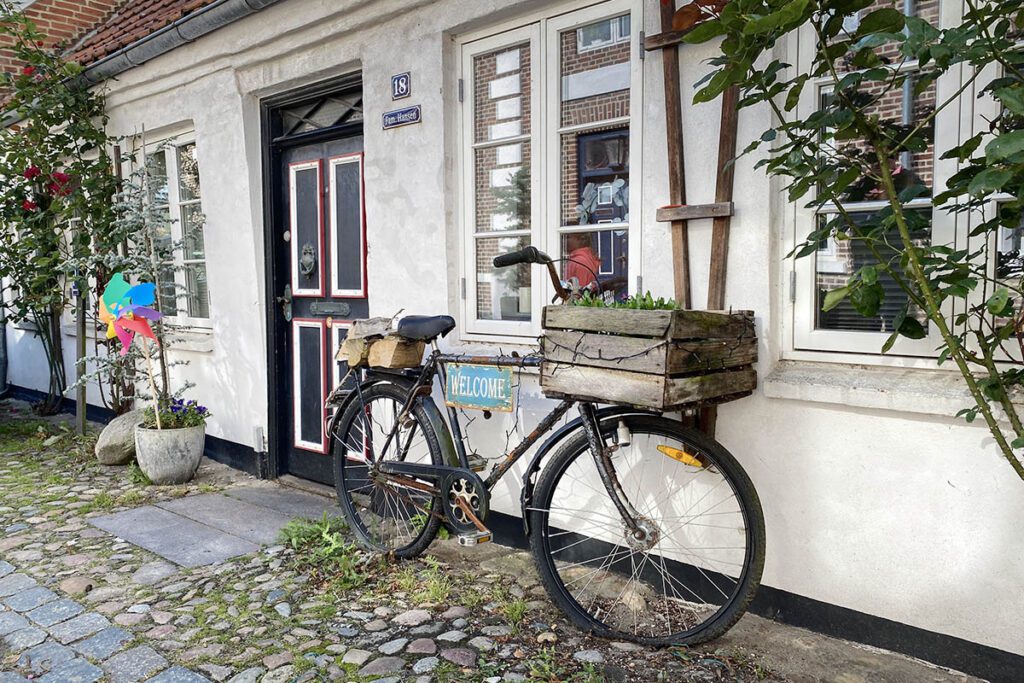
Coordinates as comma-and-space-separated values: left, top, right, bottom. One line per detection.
528, 414, 764, 646
332, 381, 444, 558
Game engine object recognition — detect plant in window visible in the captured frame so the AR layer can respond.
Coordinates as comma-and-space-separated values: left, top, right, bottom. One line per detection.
0, 2, 119, 415
685, 1, 1024, 481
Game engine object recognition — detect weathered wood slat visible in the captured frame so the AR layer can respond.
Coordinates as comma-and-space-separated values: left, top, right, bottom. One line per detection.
542, 306, 754, 340
541, 330, 757, 375
644, 26, 699, 52
668, 309, 754, 340
656, 202, 733, 223
543, 307, 672, 337
660, 1, 691, 309
541, 363, 757, 410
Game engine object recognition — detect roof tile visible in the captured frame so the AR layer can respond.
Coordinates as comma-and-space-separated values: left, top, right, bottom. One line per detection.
70, 0, 219, 66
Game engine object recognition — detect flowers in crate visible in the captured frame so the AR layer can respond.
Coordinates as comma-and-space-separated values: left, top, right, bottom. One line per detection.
142, 398, 212, 430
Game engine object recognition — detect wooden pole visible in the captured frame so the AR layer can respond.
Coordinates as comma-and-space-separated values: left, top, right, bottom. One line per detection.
75, 277, 86, 435
140, 337, 161, 430
706, 85, 740, 311
660, 1, 691, 309
700, 84, 741, 437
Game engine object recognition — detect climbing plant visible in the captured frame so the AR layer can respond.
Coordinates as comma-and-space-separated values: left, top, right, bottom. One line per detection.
679, 0, 1024, 480
0, 1, 118, 414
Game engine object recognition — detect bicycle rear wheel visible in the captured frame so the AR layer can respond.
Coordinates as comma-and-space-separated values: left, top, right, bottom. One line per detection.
332, 382, 444, 558
528, 414, 764, 646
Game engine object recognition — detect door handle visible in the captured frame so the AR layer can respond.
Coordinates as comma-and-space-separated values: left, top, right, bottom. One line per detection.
276, 284, 292, 322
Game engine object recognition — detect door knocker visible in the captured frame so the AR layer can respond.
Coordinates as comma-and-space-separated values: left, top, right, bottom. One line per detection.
299, 243, 317, 278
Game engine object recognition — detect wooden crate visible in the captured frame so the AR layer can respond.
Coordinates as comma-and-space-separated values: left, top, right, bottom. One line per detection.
540, 306, 757, 410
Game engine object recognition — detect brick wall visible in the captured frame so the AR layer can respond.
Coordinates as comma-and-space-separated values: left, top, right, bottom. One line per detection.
0, 0, 121, 76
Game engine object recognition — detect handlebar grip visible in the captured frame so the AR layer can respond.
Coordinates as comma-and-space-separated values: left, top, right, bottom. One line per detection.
493, 246, 545, 268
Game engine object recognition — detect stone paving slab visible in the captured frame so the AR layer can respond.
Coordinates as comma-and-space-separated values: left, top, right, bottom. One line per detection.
71, 626, 133, 660
155, 493, 295, 545
48, 611, 110, 644
37, 657, 103, 683
89, 505, 258, 568
3, 585, 57, 612
223, 485, 339, 520
102, 645, 168, 682
26, 597, 84, 626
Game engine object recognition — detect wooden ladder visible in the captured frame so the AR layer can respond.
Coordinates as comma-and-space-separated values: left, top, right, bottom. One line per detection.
646, 3, 740, 436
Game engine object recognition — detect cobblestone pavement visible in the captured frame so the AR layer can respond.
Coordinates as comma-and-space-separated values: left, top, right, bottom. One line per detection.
0, 402, 977, 683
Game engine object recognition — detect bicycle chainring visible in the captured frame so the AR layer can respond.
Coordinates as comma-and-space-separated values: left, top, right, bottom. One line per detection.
440, 470, 490, 535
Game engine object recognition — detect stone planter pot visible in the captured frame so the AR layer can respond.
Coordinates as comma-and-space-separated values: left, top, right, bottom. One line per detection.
134, 424, 205, 485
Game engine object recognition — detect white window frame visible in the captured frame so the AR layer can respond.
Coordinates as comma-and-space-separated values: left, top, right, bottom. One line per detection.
785, 12, 966, 361
136, 129, 211, 329
458, 0, 643, 342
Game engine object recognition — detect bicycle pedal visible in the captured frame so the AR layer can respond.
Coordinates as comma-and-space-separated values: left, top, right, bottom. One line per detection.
466, 453, 487, 473
457, 530, 492, 546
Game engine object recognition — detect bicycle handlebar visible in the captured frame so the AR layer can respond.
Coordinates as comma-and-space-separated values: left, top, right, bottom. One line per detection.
492, 246, 551, 268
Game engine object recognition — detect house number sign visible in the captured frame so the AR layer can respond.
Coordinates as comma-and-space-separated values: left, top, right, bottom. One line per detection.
391, 72, 411, 100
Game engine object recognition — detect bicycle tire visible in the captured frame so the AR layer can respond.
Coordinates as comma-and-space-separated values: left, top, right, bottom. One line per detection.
333, 382, 444, 558
528, 414, 765, 646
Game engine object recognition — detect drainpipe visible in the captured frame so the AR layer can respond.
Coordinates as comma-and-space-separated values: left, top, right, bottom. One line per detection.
900, 0, 915, 171
0, 300, 7, 397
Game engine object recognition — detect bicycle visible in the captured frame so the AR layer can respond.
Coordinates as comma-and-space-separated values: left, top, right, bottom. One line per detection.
327, 247, 765, 646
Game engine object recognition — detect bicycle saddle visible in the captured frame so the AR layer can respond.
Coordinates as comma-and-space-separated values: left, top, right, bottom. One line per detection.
397, 315, 456, 341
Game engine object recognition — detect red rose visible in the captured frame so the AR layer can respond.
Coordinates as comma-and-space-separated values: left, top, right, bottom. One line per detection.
22, 199, 37, 211
21, 65, 34, 76
47, 171, 73, 196
23, 166, 40, 179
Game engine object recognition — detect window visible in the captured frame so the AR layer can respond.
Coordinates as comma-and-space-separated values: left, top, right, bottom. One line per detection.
460, 2, 641, 338
577, 15, 630, 52
144, 138, 210, 324
790, 0, 960, 356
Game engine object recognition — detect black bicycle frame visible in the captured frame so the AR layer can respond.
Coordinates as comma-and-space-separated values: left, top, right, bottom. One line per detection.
364, 347, 645, 534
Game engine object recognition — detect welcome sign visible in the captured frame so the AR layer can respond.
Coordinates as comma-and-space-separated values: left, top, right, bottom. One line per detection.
445, 364, 514, 412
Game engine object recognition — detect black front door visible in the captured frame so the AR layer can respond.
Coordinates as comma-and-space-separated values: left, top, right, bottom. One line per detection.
265, 78, 367, 485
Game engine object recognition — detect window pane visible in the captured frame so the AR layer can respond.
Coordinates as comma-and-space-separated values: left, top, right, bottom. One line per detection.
577, 20, 613, 50
563, 128, 629, 227
185, 263, 209, 319
146, 152, 168, 205
157, 264, 177, 316
475, 146, 531, 233
561, 16, 630, 128
152, 207, 174, 260
177, 143, 201, 202
474, 44, 530, 144
561, 228, 628, 300
181, 204, 206, 260
476, 235, 531, 322
815, 210, 929, 333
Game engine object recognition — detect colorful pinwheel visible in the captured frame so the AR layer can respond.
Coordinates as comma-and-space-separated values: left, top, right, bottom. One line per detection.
98, 272, 163, 356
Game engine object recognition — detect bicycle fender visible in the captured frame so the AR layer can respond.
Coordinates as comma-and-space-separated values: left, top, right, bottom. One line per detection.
519, 406, 656, 536
327, 373, 459, 469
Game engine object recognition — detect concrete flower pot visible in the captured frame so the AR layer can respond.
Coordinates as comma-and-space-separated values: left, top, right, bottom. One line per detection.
134, 424, 205, 485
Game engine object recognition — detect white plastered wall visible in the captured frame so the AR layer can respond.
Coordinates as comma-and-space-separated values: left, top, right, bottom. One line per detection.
4, 0, 1022, 657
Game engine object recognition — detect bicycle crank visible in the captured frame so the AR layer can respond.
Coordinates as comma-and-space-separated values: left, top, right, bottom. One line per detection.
376, 461, 492, 543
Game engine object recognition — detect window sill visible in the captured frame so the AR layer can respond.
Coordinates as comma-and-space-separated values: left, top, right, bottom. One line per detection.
59, 323, 214, 353
763, 360, 974, 419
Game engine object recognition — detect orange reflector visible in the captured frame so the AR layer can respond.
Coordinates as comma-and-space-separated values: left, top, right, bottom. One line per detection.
657, 445, 705, 468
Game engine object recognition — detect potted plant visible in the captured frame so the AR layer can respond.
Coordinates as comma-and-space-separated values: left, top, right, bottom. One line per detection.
135, 398, 210, 485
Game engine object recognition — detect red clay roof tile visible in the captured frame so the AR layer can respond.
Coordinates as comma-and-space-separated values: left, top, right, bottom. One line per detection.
69, 0, 220, 66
